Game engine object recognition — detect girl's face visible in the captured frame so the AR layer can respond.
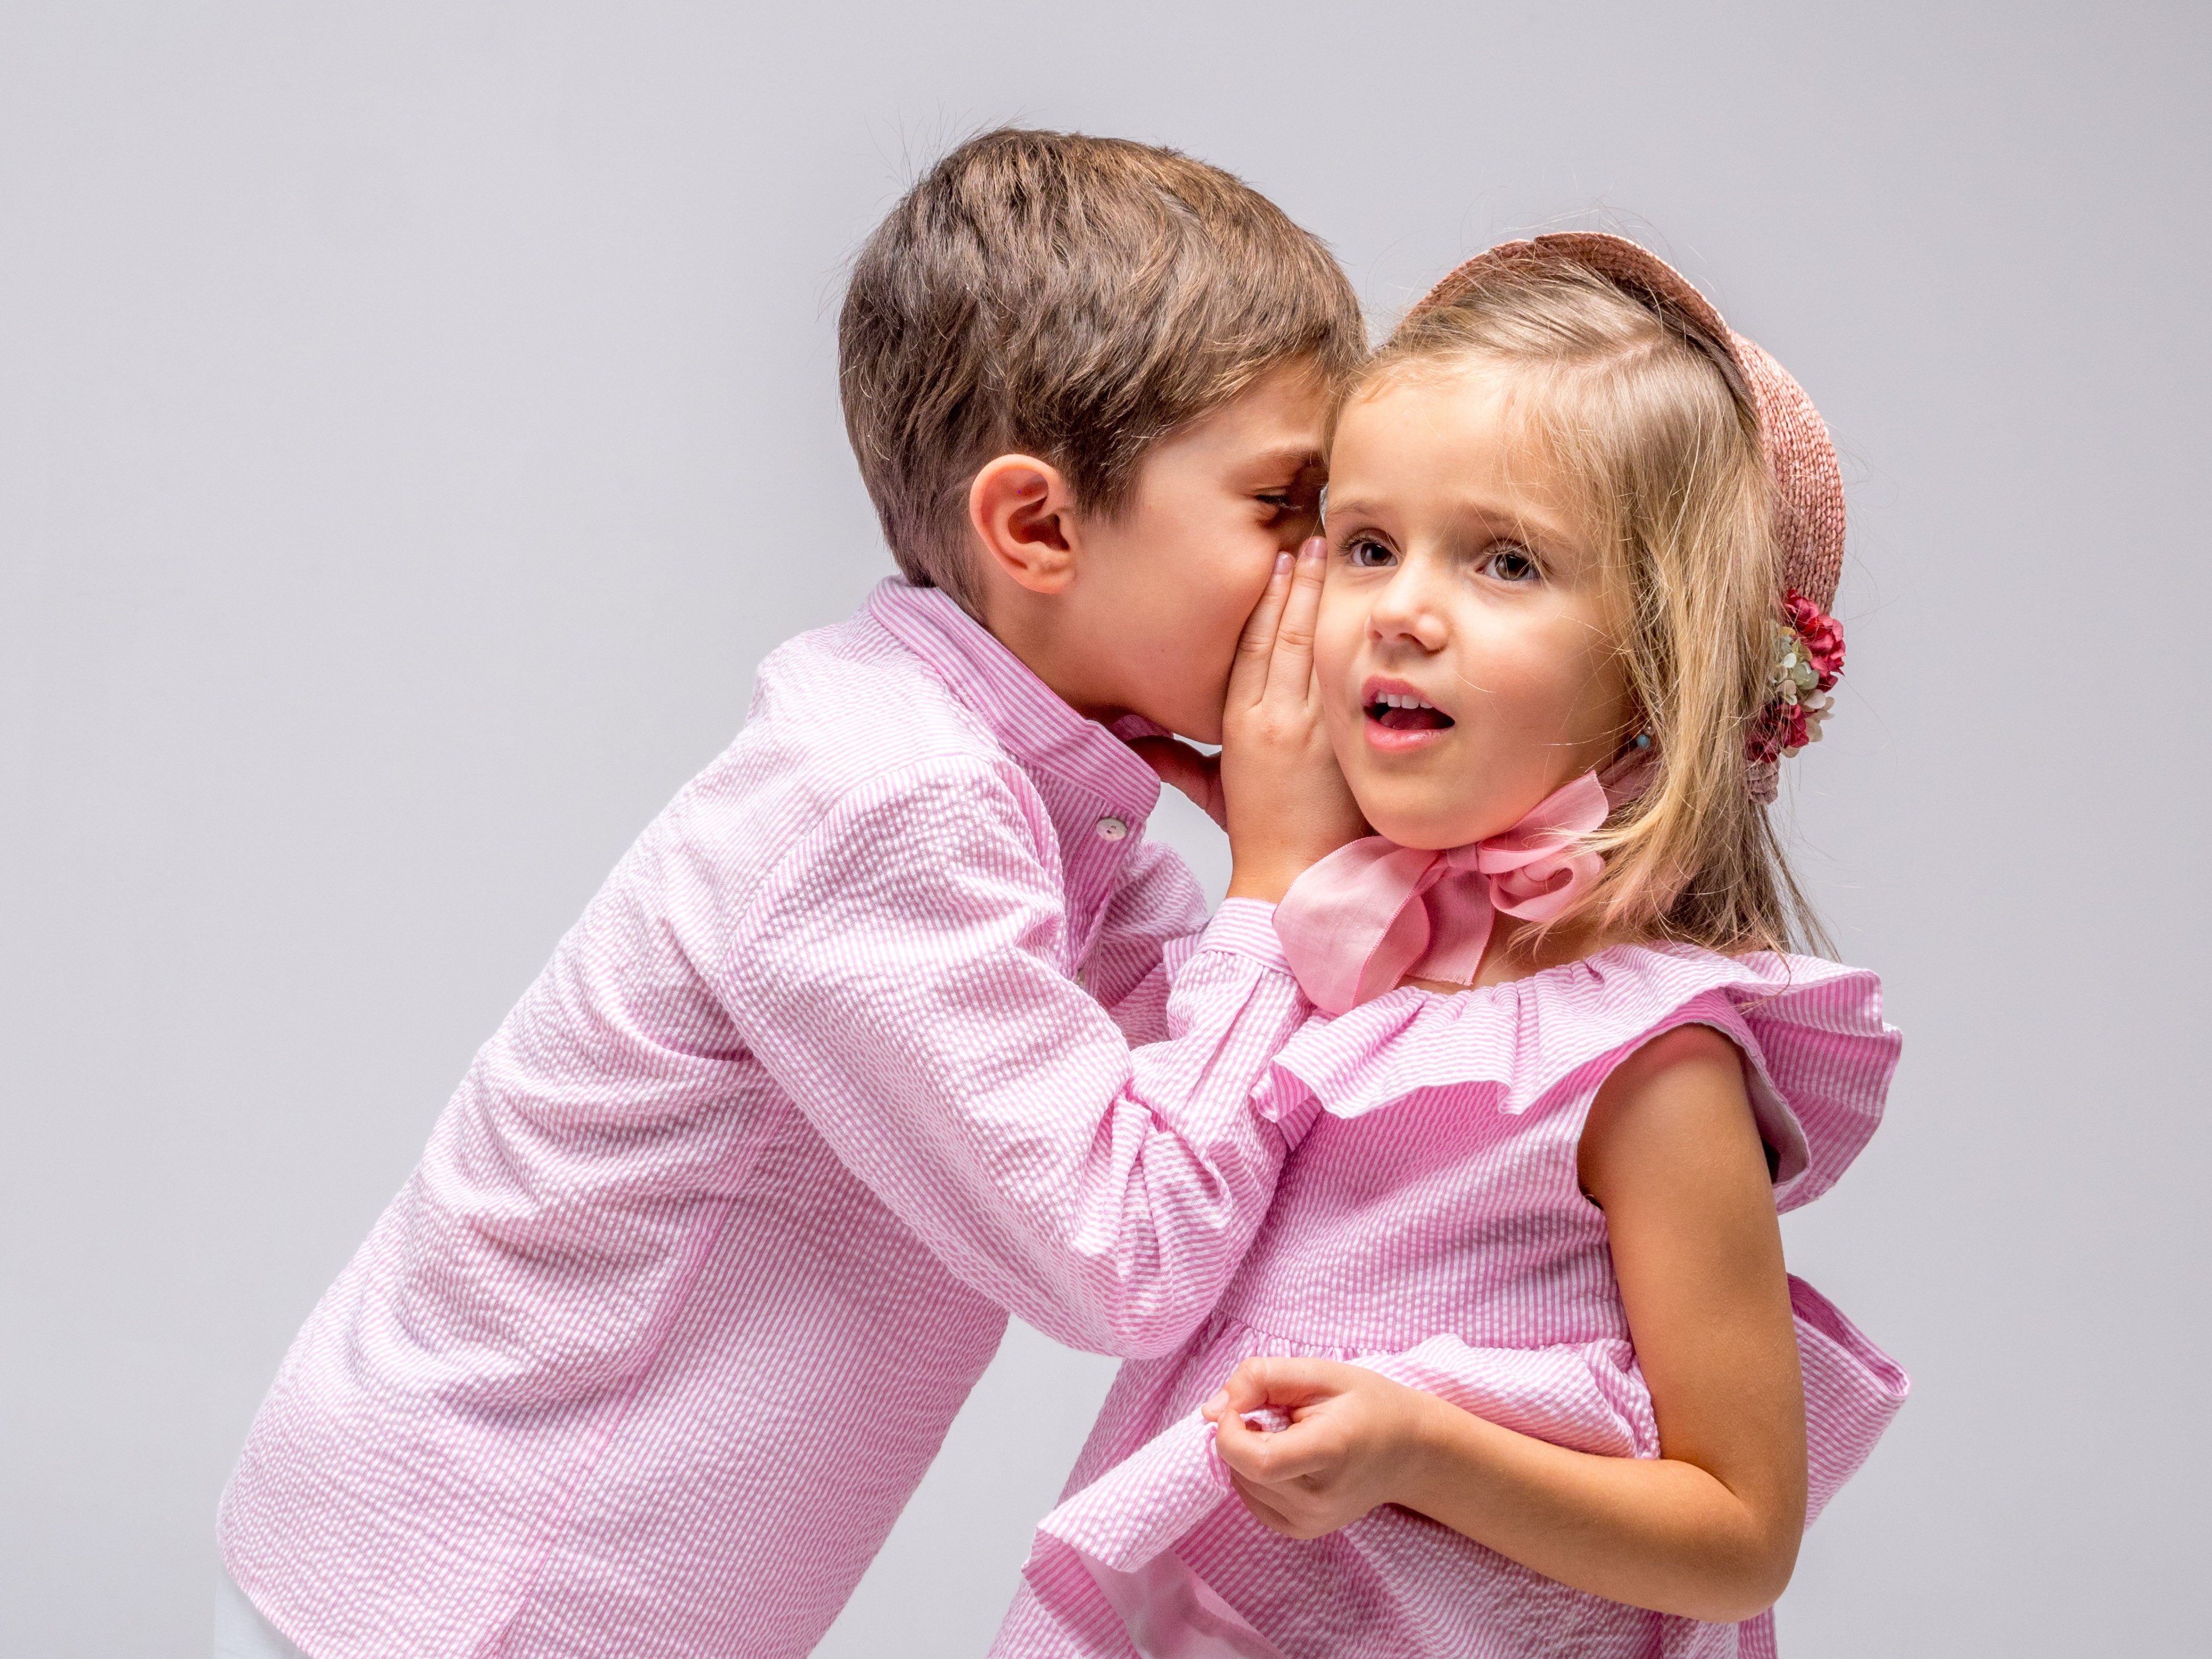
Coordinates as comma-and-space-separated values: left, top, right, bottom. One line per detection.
1314, 365, 1635, 851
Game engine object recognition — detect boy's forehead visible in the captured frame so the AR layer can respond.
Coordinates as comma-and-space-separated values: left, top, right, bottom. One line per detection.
1244, 440, 1328, 474
1190, 365, 1331, 464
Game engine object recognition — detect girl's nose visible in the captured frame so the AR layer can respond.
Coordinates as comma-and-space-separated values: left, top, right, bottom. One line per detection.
1367, 566, 1449, 653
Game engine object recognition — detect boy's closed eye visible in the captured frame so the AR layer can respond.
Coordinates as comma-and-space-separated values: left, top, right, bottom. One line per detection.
1251, 457, 1327, 526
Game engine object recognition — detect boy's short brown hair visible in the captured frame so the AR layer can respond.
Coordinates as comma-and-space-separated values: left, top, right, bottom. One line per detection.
839, 128, 1365, 612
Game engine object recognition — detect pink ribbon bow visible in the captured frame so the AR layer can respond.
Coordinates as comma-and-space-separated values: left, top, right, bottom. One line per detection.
1273, 769, 1617, 1014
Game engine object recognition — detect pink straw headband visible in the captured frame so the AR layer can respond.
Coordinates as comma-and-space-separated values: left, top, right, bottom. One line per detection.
1408, 233, 1848, 801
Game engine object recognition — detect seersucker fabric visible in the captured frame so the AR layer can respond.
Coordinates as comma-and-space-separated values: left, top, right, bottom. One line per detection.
217, 579, 1315, 1659
993, 944, 1907, 1659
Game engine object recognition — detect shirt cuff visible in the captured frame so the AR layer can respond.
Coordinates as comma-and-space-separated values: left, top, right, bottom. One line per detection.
1192, 897, 1290, 975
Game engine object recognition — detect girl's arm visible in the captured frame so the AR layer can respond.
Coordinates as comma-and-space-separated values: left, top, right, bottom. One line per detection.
1204, 1024, 1807, 1623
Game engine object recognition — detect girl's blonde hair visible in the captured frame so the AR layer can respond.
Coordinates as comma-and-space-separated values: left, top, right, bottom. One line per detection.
1352, 256, 1829, 958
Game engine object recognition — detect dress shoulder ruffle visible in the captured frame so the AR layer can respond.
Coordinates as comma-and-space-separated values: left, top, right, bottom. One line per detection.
1257, 944, 1899, 1213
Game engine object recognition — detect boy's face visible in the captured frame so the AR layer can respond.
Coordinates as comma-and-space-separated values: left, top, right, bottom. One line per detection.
1060, 362, 1331, 742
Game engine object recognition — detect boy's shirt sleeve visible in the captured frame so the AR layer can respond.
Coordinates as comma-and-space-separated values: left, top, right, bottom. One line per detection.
710, 756, 1305, 1360
1081, 833, 1210, 1047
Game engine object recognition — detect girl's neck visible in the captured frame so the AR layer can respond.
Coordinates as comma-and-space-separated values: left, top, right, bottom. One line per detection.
1404, 911, 1649, 995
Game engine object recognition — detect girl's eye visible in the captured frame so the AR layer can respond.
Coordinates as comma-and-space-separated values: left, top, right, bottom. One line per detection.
1346, 536, 1396, 569
1485, 545, 1539, 583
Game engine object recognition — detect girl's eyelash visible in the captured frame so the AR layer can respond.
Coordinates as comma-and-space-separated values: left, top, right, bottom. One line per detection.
1480, 542, 1541, 580
1334, 535, 1541, 576
1342, 535, 1394, 567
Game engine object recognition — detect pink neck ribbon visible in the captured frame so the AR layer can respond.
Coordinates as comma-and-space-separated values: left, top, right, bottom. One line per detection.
1275, 767, 1633, 1015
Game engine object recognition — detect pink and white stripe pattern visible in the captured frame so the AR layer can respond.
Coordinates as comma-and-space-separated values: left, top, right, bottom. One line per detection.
996, 946, 1908, 1659
217, 580, 1315, 1659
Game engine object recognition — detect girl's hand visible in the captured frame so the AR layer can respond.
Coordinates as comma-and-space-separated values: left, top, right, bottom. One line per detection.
1200, 1356, 1438, 1539
1192, 1029, 1806, 1623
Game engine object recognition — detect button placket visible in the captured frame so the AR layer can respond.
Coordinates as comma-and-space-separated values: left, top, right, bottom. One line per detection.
1072, 808, 1137, 987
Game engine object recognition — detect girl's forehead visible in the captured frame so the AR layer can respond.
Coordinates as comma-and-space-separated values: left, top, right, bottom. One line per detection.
1330, 372, 1592, 542
1337, 362, 1567, 469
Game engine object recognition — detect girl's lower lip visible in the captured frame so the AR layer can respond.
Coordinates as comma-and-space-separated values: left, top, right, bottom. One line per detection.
1363, 717, 1451, 754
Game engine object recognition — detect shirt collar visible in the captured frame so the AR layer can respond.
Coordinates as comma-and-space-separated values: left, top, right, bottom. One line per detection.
866, 577, 1163, 818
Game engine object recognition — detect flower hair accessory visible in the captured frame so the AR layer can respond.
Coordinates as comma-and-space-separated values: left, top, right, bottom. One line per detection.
1745, 590, 1846, 805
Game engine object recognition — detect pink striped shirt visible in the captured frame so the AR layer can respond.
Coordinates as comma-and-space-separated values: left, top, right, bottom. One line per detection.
996, 946, 1907, 1659
218, 579, 1313, 1659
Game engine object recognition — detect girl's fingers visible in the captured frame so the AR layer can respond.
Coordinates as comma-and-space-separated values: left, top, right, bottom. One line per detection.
1228, 550, 1297, 709
1214, 1353, 1345, 1415
1211, 1403, 1281, 1480
1212, 1402, 1336, 1485
1225, 1473, 1300, 1538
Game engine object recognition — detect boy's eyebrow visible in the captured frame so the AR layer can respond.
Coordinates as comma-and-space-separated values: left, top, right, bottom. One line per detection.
1242, 444, 1326, 478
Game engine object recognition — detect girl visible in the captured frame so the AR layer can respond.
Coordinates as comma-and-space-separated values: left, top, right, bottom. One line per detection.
993, 235, 1906, 1659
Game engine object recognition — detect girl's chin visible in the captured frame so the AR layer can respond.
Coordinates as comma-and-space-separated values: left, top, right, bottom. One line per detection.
1348, 769, 1517, 851
1350, 796, 1472, 853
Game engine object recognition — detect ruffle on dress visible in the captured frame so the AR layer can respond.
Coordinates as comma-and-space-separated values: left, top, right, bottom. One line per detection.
1254, 944, 1899, 1214
1027, 1283, 1904, 1658
1039, 1334, 1660, 1579
1013, 947, 1905, 1659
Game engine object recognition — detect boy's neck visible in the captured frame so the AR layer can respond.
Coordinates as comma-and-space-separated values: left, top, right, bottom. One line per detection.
976, 584, 1129, 729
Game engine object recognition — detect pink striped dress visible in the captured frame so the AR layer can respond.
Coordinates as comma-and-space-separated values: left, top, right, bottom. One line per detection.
996, 944, 1906, 1659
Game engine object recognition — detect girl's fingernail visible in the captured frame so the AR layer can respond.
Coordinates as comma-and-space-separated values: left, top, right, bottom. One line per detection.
1204, 1389, 1228, 1415
1274, 552, 1294, 577
1302, 536, 1326, 561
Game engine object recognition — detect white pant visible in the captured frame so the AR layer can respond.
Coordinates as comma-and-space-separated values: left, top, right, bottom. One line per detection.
215, 1567, 313, 1659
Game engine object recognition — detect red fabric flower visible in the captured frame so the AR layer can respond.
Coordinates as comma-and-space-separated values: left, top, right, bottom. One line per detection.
1783, 590, 1846, 688
1747, 703, 1794, 767
1745, 592, 1847, 794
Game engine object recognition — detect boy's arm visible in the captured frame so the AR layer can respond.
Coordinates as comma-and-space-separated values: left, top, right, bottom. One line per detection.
711, 756, 1306, 1359
1081, 835, 1210, 1046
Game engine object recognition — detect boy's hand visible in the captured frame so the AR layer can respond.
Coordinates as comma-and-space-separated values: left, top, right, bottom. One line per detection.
1126, 538, 1362, 900
1130, 537, 1360, 903
1122, 735, 1229, 829
1201, 1356, 1441, 1540
1218, 538, 1365, 901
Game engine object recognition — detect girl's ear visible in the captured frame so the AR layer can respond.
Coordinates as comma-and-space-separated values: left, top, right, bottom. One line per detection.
968, 454, 1083, 595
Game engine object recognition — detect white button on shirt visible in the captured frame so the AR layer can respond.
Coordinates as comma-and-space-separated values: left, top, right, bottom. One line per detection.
1095, 816, 1129, 841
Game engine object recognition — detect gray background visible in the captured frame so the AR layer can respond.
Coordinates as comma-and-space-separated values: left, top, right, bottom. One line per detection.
3, 3, 2205, 1654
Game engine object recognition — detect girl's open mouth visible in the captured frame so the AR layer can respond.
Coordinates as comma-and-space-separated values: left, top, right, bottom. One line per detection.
1365, 696, 1454, 732
1362, 680, 1455, 731
1360, 680, 1455, 750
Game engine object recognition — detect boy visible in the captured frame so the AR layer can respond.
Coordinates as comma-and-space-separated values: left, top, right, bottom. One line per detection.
217, 129, 1364, 1659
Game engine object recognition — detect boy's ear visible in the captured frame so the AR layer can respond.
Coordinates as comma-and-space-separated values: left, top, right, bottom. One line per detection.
969, 454, 1082, 595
